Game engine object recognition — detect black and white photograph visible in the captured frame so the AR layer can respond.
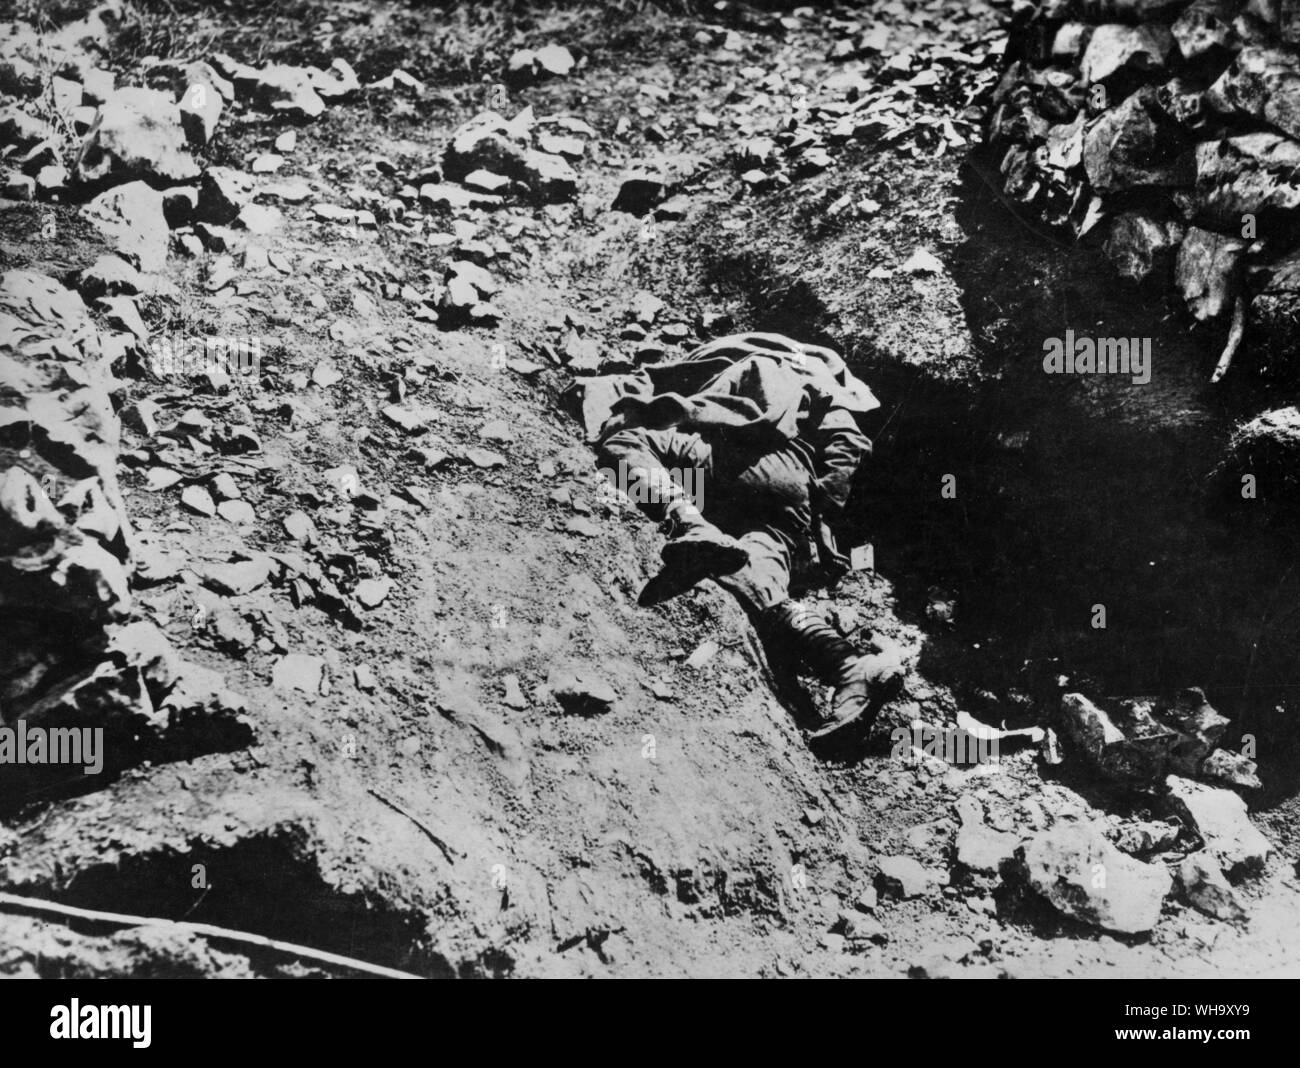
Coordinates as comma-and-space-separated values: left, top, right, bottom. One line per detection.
0, 0, 1296, 1019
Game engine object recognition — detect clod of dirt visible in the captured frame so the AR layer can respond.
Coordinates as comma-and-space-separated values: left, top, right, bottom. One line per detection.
548, 666, 617, 716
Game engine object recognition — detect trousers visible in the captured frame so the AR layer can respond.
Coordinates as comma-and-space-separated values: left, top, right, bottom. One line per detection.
597, 427, 814, 618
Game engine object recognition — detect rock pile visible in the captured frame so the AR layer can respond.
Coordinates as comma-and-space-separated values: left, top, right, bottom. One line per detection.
0, 4, 601, 793
983, 0, 1300, 377
0, 7, 271, 791
0, 268, 251, 790
1057, 686, 1259, 788
946, 769, 1266, 935
1017, 685, 1271, 932
441, 108, 578, 206
1, 269, 132, 659
854, 679, 1276, 941
729, 21, 1002, 198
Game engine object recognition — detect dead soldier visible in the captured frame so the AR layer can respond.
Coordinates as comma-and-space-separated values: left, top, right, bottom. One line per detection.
588, 332, 904, 743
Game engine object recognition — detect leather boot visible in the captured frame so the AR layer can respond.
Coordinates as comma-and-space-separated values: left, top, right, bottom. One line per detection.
631, 469, 749, 606
760, 600, 905, 740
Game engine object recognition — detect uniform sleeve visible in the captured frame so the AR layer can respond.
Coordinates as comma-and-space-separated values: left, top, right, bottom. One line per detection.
810, 407, 871, 516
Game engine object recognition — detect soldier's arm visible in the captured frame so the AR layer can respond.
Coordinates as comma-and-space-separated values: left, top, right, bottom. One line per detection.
810, 407, 871, 517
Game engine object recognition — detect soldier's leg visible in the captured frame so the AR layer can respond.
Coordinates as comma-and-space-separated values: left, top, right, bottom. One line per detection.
596, 428, 708, 523
756, 596, 906, 742
714, 527, 796, 619
714, 449, 904, 742
596, 428, 749, 602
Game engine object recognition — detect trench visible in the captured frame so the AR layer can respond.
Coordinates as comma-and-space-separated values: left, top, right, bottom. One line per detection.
49, 829, 461, 978
704, 166, 1300, 807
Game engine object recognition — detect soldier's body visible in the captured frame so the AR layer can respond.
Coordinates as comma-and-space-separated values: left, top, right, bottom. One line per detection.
591, 333, 903, 743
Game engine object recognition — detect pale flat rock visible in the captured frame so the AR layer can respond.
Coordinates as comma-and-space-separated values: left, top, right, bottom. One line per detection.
81, 182, 170, 273
1012, 823, 1171, 934
1166, 775, 1270, 874
272, 653, 325, 693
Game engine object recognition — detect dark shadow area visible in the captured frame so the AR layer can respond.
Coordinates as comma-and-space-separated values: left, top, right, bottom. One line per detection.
836, 156, 1300, 806
693, 150, 1300, 806
49, 828, 457, 978
0, 702, 256, 818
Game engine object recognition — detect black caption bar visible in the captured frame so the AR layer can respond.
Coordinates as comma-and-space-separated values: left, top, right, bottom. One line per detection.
0, 977, 1285, 1054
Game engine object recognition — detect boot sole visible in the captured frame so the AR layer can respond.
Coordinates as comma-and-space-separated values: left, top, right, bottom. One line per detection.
660, 538, 749, 578
807, 706, 872, 743
638, 540, 750, 607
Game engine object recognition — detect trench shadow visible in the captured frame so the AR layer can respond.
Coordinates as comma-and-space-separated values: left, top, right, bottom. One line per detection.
836, 152, 1300, 804
0, 716, 256, 819
49, 828, 456, 977
674, 152, 1300, 790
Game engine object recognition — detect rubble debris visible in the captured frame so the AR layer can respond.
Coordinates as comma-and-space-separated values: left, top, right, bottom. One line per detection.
248, 64, 326, 121
76, 87, 200, 186
548, 667, 616, 716
1200, 747, 1262, 790
1058, 689, 1254, 787
837, 909, 887, 944
353, 576, 393, 609
1109, 818, 1181, 857
1104, 209, 1184, 283
1058, 694, 1121, 755
78, 255, 143, 300
1172, 0, 1241, 62
1082, 90, 1193, 195
180, 485, 216, 517
201, 555, 274, 596
311, 58, 360, 101
507, 44, 576, 84
902, 248, 944, 275
0, 269, 133, 694
1081, 24, 1174, 86
955, 820, 1019, 876
1165, 775, 1271, 875
876, 855, 943, 899
1011, 824, 1171, 934
81, 182, 171, 273
271, 653, 326, 694
502, 674, 528, 710
1163, 686, 1229, 773
982, 1, 1300, 370
442, 111, 576, 204
383, 405, 439, 434
1175, 851, 1247, 922
612, 174, 666, 216
1208, 45, 1300, 140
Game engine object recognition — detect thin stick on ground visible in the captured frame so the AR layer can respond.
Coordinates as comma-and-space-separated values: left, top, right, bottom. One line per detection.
1211, 296, 1246, 385
0, 891, 423, 980
367, 787, 460, 865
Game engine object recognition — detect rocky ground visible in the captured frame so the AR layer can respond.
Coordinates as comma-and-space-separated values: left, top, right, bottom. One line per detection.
2, 0, 1299, 978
